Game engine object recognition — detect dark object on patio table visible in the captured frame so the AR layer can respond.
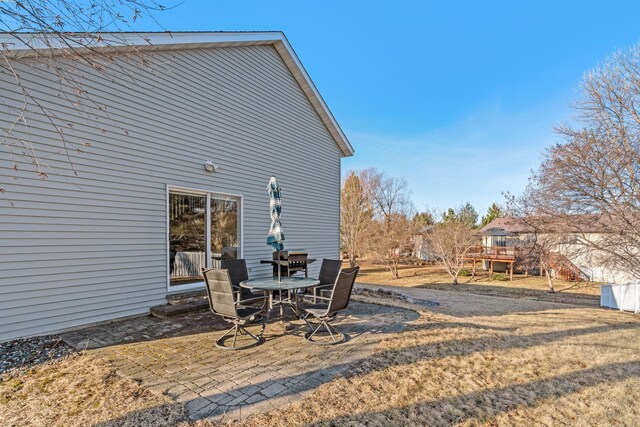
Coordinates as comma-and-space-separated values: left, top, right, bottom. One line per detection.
220, 258, 264, 305
272, 251, 308, 304
202, 268, 267, 350
272, 251, 309, 278
302, 266, 359, 344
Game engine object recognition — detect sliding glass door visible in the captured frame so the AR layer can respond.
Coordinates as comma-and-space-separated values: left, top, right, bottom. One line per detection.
168, 188, 241, 288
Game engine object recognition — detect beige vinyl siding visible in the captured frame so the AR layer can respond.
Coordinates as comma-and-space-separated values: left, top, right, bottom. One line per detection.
0, 44, 342, 341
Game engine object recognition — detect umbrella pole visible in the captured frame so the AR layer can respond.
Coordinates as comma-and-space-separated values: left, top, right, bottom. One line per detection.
277, 249, 281, 283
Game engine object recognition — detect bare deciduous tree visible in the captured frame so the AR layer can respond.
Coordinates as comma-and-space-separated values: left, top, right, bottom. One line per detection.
520, 44, 640, 280
368, 169, 413, 229
517, 230, 566, 293
370, 213, 415, 278
361, 169, 415, 278
1, 1, 170, 195
340, 170, 374, 267
425, 219, 478, 284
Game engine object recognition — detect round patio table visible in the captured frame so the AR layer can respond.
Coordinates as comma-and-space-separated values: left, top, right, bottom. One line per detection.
240, 277, 320, 323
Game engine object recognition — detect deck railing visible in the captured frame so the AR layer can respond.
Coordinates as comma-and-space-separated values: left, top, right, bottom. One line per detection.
465, 245, 517, 260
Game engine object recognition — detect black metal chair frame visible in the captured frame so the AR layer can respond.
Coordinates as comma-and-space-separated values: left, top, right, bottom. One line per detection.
308, 258, 342, 303
302, 267, 359, 345
220, 258, 266, 307
202, 267, 268, 350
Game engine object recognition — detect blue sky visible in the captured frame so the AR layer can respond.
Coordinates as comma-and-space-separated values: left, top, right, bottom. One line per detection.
146, 0, 640, 215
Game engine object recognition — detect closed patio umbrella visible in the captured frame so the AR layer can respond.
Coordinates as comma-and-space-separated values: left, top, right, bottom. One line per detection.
266, 176, 285, 281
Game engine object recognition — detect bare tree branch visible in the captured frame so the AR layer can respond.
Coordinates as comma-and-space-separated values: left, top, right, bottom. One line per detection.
510, 44, 640, 282
425, 218, 478, 285
1, 0, 172, 196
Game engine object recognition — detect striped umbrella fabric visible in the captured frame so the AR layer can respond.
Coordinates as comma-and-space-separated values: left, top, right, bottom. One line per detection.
266, 176, 285, 251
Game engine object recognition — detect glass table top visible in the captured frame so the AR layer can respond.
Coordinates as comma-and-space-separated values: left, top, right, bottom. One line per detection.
240, 277, 320, 290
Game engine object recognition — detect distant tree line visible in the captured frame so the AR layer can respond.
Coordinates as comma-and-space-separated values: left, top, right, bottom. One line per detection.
341, 169, 505, 282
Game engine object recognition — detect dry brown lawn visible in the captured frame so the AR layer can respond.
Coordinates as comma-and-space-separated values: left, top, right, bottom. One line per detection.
0, 354, 186, 427
354, 261, 602, 306
2, 273, 639, 426
219, 297, 640, 426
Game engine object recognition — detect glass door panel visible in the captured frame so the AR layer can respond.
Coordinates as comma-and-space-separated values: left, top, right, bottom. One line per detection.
169, 193, 207, 286
211, 194, 240, 262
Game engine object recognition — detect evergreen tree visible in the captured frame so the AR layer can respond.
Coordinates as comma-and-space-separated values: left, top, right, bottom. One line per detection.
441, 208, 457, 223
457, 201, 479, 228
481, 203, 504, 228
413, 211, 435, 233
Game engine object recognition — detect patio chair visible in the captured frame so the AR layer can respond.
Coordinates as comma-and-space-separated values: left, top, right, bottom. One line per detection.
298, 258, 342, 303
301, 266, 359, 344
220, 258, 265, 306
202, 268, 267, 350
309, 258, 343, 302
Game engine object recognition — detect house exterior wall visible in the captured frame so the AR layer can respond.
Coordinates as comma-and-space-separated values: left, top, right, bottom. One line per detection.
555, 233, 634, 284
0, 44, 342, 341
481, 231, 633, 283
412, 235, 433, 261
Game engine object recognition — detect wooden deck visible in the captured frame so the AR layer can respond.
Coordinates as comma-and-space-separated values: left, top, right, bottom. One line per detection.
463, 246, 584, 282
464, 246, 517, 280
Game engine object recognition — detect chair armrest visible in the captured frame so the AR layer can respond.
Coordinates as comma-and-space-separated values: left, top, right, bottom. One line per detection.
237, 296, 267, 305
312, 284, 332, 299
313, 284, 332, 294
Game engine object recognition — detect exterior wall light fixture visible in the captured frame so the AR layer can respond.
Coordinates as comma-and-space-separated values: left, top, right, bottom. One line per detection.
204, 161, 220, 173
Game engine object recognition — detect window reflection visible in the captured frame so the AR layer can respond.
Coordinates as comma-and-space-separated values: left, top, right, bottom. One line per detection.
211, 195, 240, 260
169, 193, 206, 285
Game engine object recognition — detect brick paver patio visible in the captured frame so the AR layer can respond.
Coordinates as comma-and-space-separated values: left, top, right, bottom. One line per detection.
62, 301, 418, 422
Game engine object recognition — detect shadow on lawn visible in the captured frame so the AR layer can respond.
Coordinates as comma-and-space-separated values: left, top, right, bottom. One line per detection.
416, 282, 601, 307
321, 359, 640, 425
93, 313, 640, 425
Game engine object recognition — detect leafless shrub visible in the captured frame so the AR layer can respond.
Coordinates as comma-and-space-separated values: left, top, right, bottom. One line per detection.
519, 231, 567, 292
369, 213, 416, 278
425, 218, 478, 284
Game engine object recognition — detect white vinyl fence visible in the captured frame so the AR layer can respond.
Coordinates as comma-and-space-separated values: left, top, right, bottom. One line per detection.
172, 251, 206, 278
171, 251, 223, 279
601, 281, 640, 314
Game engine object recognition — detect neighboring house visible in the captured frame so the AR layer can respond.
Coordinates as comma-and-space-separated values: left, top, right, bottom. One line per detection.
412, 234, 433, 261
475, 217, 632, 283
0, 32, 354, 341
